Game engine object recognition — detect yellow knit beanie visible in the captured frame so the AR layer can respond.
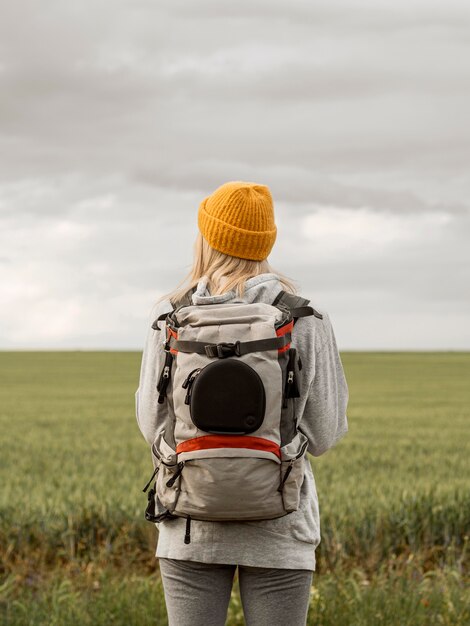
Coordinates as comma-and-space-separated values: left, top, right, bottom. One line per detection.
197, 181, 277, 261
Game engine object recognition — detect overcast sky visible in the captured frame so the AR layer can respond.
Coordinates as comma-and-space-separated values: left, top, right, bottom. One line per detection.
1, 0, 469, 350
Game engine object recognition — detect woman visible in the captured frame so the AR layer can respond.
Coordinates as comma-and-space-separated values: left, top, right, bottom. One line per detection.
135, 181, 349, 626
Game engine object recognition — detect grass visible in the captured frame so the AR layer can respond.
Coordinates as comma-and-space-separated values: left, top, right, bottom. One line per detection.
0, 563, 468, 626
0, 350, 469, 625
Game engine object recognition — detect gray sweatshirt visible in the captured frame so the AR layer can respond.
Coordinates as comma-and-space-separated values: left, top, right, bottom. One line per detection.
135, 272, 349, 571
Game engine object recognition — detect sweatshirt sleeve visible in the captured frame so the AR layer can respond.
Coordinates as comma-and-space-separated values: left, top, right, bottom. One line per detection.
135, 299, 172, 446
298, 313, 349, 457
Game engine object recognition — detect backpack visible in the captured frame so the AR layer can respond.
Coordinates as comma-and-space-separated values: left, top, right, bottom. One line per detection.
141, 286, 323, 544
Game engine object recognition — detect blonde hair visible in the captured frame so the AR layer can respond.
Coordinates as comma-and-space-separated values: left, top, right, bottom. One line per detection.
156, 232, 298, 306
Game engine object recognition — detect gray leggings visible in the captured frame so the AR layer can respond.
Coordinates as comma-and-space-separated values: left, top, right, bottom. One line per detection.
158, 557, 313, 626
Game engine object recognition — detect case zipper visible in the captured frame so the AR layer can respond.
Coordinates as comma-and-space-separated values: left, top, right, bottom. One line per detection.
182, 368, 202, 405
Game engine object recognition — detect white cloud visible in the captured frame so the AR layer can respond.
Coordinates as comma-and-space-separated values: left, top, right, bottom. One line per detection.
300, 207, 453, 260
0, 0, 469, 349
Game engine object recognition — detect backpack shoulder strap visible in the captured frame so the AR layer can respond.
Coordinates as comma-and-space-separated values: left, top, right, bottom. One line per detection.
151, 286, 197, 330
170, 286, 198, 310
271, 290, 324, 321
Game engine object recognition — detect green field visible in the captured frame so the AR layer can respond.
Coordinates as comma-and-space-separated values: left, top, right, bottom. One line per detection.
1, 351, 469, 625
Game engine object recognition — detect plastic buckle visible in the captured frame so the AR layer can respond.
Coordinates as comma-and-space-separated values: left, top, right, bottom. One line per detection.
216, 343, 232, 358
204, 342, 242, 358
216, 341, 241, 358
204, 344, 217, 357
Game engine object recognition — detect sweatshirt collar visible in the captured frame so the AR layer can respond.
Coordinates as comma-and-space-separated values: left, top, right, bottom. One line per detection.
191, 272, 283, 306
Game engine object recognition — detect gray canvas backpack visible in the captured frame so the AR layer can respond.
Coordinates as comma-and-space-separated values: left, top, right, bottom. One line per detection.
142, 286, 323, 544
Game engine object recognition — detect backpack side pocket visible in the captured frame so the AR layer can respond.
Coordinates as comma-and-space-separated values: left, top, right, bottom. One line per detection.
278, 430, 309, 512
153, 430, 183, 513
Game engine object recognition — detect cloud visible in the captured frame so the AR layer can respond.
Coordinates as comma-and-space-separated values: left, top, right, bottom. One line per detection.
300, 207, 453, 260
1, 0, 469, 348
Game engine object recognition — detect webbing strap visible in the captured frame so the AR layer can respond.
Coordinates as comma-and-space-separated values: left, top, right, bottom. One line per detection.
151, 312, 168, 330
169, 333, 292, 357
290, 305, 317, 319
151, 286, 197, 330
170, 286, 198, 310
272, 290, 323, 320
271, 290, 309, 309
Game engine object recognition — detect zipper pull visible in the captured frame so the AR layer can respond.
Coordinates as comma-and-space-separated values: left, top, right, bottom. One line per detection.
182, 368, 201, 389
277, 460, 294, 492
283, 368, 294, 409
184, 382, 193, 405
283, 348, 296, 408
157, 351, 174, 404
184, 514, 192, 544
184, 370, 201, 404
283, 348, 300, 409
165, 461, 185, 487
142, 465, 160, 493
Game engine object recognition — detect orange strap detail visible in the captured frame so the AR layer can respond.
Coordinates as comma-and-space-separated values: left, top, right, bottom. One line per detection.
276, 320, 293, 337
167, 327, 178, 354
176, 435, 281, 460
276, 319, 293, 353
